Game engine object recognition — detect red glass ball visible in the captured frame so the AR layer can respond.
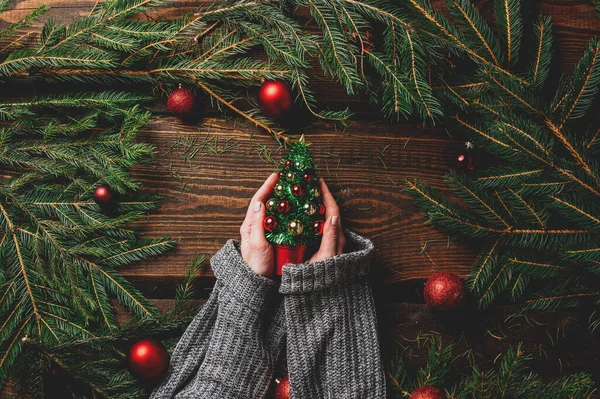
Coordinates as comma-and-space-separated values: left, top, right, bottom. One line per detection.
127, 338, 169, 380
313, 220, 325, 235
291, 184, 304, 197
318, 204, 326, 215
410, 385, 445, 399
277, 200, 291, 214
93, 184, 113, 206
167, 87, 195, 116
258, 80, 293, 118
264, 216, 278, 232
275, 375, 290, 399
424, 272, 466, 310
284, 159, 292, 168
278, 171, 285, 179
303, 169, 314, 182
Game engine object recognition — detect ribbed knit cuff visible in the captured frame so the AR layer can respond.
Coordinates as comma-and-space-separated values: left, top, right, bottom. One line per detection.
279, 229, 375, 294
210, 239, 277, 313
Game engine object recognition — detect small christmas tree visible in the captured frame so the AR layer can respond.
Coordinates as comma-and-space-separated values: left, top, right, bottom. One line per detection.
265, 137, 326, 274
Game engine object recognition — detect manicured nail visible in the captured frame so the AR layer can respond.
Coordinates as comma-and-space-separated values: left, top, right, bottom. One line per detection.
332, 215, 339, 226
254, 201, 262, 212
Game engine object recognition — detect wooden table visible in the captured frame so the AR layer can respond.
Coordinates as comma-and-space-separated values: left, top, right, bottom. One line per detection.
2, 0, 599, 396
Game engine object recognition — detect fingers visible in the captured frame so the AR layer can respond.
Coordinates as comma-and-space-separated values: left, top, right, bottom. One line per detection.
250, 200, 266, 244
240, 173, 278, 239
318, 178, 345, 256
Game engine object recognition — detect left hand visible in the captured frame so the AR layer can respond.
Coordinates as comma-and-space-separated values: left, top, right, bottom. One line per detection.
240, 173, 279, 277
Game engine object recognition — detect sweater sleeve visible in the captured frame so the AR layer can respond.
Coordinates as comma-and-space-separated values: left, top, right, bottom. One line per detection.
150, 239, 285, 399
279, 229, 386, 399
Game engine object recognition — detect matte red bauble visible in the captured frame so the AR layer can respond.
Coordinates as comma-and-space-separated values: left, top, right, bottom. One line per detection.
410, 385, 445, 399
93, 184, 113, 206
127, 338, 169, 380
291, 184, 304, 197
258, 80, 293, 118
275, 375, 290, 399
424, 272, 466, 310
313, 220, 325, 235
167, 87, 195, 116
277, 200, 291, 214
264, 215, 278, 232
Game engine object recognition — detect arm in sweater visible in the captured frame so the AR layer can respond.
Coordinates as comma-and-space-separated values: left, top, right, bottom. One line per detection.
150, 239, 286, 399
279, 229, 386, 399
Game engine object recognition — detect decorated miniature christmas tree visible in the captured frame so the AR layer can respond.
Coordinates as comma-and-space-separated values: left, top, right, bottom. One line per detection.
265, 137, 326, 275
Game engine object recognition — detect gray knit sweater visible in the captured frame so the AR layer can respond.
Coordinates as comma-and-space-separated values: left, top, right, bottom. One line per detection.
149, 229, 386, 399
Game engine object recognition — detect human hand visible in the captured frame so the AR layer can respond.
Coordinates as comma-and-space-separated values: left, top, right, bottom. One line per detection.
240, 173, 279, 277
309, 178, 346, 263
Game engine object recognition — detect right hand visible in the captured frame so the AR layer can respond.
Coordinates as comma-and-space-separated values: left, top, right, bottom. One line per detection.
309, 178, 346, 263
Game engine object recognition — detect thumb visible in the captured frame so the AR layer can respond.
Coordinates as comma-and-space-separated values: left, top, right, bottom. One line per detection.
318, 215, 339, 256
250, 201, 267, 243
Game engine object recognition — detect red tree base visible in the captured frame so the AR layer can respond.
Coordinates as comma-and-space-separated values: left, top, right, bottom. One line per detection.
273, 244, 307, 276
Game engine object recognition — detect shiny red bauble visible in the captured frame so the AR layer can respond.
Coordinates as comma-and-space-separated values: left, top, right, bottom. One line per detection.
410, 385, 445, 399
284, 159, 292, 168
264, 215, 278, 232
318, 204, 326, 215
127, 338, 170, 380
303, 169, 314, 182
313, 220, 325, 235
258, 80, 293, 118
93, 184, 113, 206
424, 272, 466, 310
275, 375, 290, 399
277, 200, 291, 214
167, 87, 195, 116
291, 184, 304, 197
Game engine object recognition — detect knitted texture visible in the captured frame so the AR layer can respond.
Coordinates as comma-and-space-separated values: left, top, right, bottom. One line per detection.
149, 229, 385, 398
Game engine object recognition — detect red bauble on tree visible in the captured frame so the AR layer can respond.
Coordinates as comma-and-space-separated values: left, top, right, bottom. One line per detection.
456, 141, 476, 172
275, 375, 290, 399
264, 215, 278, 232
127, 338, 170, 380
291, 184, 304, 197
167, 87, 196, 117
277, 199, 291, 214
93, 184, 114, 207
258, 80, 293, 118
410, 385, 446, 399
313, 220, 325, 235
424, 272, 466, 310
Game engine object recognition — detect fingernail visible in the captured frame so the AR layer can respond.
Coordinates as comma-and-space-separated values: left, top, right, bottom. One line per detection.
254, 201, 262, 212
319, 177, 324, 182
332, 215, 339, 226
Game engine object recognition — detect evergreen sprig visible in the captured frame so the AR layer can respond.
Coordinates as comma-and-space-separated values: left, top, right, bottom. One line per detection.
407, 0, 600, 331
386, 337, 596, 399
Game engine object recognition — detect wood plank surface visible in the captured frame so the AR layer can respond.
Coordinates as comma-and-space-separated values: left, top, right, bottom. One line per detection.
1, 0, 600, 396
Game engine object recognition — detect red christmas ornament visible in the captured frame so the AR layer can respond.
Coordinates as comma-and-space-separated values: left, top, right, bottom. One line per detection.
303, 169, 314, 182
258, 80, 293, 118
277, 200, 291, 214
127, 338, 169, 380
456, 141, 476, 172
318, 204, 326, 215
410, 385, 445, 399
167, 87, 195, 117
313, 220, 325, 235
291, 184, 304, 197
264, 215, 278, 232
275, 375, 290, 399
278, 171, 285, 179
284, 159, 292, 168
424, 272, 466, 310
93, 184, 113, 206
